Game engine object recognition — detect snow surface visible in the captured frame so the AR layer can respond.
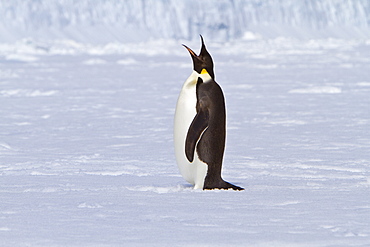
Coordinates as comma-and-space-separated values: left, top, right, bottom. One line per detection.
1, 37, 370, 247
1, 1, 370, 246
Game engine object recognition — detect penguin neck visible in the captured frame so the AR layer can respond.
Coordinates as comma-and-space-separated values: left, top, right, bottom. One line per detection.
183, 71, 200, 89
198, 70, 213, 83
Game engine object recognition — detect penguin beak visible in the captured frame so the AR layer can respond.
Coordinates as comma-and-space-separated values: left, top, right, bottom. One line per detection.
200, 35, 205, 49
182, 35, 208, 62
182, 44, 198, 58
183, 44, 204, 66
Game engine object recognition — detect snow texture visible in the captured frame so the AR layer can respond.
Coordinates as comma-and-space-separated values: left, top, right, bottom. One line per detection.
1, 1, 370, 246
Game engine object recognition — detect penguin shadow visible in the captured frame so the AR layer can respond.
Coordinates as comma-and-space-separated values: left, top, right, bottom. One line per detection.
126, 184, 193, 194
178, 183, 245, 192
126, 183, 244, 193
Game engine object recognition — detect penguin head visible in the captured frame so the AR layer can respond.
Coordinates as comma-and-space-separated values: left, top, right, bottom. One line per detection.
183, 35, 215, 79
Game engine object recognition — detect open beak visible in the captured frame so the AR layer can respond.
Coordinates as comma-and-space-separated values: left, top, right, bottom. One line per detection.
182, 44, 198, 58
200, 35, 205, 48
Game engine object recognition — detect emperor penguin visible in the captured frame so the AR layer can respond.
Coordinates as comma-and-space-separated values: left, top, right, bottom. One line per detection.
174, 36, 244, 190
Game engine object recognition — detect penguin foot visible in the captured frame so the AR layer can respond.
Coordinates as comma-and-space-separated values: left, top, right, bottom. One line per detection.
224, 182, 244, 191
203, 180, 244, 191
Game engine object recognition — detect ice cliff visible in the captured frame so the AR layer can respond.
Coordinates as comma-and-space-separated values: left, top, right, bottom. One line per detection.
0, 0, 369, 43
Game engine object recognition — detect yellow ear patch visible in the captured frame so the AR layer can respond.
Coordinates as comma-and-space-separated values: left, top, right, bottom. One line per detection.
200, 69, 208, 74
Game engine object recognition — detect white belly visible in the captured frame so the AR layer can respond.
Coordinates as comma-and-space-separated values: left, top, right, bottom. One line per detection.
174, 71, 207, 189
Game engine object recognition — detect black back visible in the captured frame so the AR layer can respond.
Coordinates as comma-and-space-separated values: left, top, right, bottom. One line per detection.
195, 78, 226, 167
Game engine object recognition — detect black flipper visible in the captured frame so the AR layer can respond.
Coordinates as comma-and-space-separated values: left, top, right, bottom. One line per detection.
185, 109, 209, 163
